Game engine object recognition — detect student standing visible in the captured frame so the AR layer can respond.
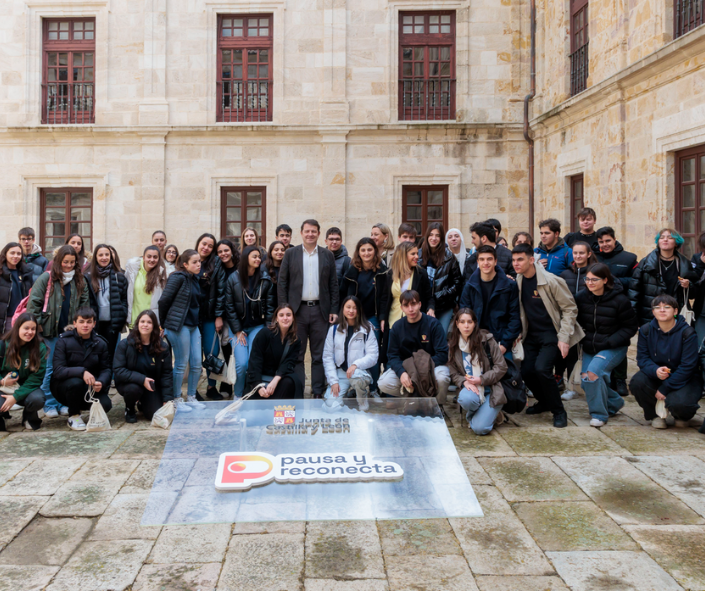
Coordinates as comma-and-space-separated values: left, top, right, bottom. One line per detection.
266, 240, 286, 285
84, 244, 128, 369
18, 227, 48, 283
47, 233, 89, 272
419, 222, 462, 333
564, 208, 598, 249
371, 223, 395, 267
241, 227, 268, 261
560, 242, 598, 297
446, 228, 470, 273
27, 245, 90, 418
113, 310, 175, 422
397, 223, 418, 245
463, 223, 515, 282
125, 246, 167, 328
51, 308, 111, 431
0, 243, 33, 332
164, 245, 179, 276
212, 239, 239, 399
275, 224, 294, 250
593, 227, 637, 288
277, 219, 339, 399
512, 232, 533, 248
447, 308, 508, 435
158, 249, 205, 408
151, 231, 167, 255
384, 242, 433, 330
325, 227, 351, 289
534, 219, 573, 276
0, 313, 47, 431
512, 243, 584, 428
246, 305, 303, 399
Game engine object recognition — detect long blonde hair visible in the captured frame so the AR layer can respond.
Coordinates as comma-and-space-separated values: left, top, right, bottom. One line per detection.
373, 223, 394, 253
391, 242, 417, 284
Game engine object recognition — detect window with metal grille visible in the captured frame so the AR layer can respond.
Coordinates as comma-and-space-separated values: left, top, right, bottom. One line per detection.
402, 186, 448, 236
675, 0, 705, 39
570, 0, 589, 96
399, 12, 456, 121
40, 188, 93, 257
675, 145, 705, 258
42, 18, 95, 124
221, 187, 266, 248
570, 174, 585, 232
217, 15, 273, 123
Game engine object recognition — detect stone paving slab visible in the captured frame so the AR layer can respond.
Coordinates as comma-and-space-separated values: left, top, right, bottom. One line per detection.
450, 428, 517, 457
233, 521, 306, 534
554, 456, 704, 525
0, 460, 32, 487
601, 425, 705, 455
474, 576, 570, 591
0, 459, 84, 496
0, 496, 48, 545
0, 430, 131, 458
385, 555, 479, 591
623, 525, 705, 591
377, 519, 463, 557
149, 523, 231, 564
0, 516, 94, 566
0, 565, 60, 591
512, 502, 638, 552
458, 456, 493, 485
69, 459, 140, 483
218, 533, 304, 591
305, 580, 389, 591
46, 539, 154, 591
90, 493, 162, 540
479, 457, 589, 502
500, 427, 628, 456
110, 430, 169, 459
546, 551, 683, 591
39, 481, 122, 517
449, 486, 553, 576
306, 521, 386, 580
625, 455, 705, 517
132, 562, 222, 591
119, 459, 160, 493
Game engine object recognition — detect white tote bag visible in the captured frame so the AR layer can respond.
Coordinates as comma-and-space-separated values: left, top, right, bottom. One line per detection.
85, 387, 111, 432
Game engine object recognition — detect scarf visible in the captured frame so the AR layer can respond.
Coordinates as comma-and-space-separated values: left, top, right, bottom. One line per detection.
62, 270, 75, 286
460, 336, 484, 403
446, 228, 468, 271
97, 263, 112, 279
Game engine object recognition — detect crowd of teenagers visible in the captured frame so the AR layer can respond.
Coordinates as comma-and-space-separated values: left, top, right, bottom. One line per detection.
1, 210, 704, 437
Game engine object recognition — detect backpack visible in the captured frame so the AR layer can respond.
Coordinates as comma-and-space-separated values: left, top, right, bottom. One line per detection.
483, 341, 526, 414
12, 277, 52, 328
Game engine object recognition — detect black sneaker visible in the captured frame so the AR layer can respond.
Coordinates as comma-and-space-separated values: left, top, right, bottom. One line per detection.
125, 409, 138, 424
206, 386, 223, 401
195, 392, 206, 402
525, 404, 548, 415
219, 382, 233, 398
553, 411, 568, 428
0, 416, 5, 432
613, 378, 629, 397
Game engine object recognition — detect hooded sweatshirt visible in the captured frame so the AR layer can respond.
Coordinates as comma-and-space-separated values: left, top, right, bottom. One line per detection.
534, 238, 574, 276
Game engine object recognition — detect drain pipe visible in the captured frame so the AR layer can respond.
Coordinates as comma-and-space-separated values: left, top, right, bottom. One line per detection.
523, 0, 536, 233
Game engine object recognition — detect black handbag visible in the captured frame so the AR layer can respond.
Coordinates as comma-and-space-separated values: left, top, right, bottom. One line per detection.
483, 342, 526, 415
203, 333, 225, 376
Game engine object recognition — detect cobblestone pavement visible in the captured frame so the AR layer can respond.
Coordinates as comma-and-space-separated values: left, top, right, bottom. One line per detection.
1, 385, 704, 591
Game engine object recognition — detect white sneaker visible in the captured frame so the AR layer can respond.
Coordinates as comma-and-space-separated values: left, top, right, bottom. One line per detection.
59, 406, 69, 416
186, 395, 206, 410
651, 417, 667, 429
68, 415, 86, 431
10, 404, 21, 411
561, 390, 577, 401
173, 398, 192, 413
44, 407, 59, 418
526, 388, 535, 398
24, 420, 40, 431
589, 418, 605, 427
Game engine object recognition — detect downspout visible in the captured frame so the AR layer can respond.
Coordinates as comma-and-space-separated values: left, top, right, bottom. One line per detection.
523, 0, 536, 233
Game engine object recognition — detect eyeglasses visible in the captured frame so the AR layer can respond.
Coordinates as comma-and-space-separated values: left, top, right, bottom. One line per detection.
584, 277, 602, 283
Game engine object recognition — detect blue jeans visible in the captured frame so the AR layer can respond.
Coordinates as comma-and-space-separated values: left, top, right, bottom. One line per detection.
458, 386, 501, 435
323, 367, 373, 400
231, 324, 264, 398
368, 316, 381, 390
581, 347, 628, 422
41, 336, 60, 411
166, 325, 202, 398
435, 308, 454, 334
200, 320, 218, 388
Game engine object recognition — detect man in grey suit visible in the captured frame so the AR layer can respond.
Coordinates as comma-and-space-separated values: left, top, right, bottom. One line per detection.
278, 219, 339, 398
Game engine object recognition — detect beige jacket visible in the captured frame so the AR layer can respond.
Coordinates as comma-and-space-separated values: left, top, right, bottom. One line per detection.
516, 262, 584, 347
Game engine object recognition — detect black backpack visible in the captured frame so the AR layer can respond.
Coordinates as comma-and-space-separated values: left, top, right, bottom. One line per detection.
483, 342, 526, 414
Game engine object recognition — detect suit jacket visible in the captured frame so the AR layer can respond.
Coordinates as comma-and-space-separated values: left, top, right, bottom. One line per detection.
277, 244, 339, 318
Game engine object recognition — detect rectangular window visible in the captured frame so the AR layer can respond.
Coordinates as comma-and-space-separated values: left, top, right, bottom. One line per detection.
42, 18, 95, 124
217, 15, 273, 123
399, 12, 456, 121
402, 185, 448, 236
570, 0, 589, 96
221, 186, 266, 247
674, 0, 705, 39
570, 174, 584, 232
675, 145, 705, 258
40, 188, 93, 257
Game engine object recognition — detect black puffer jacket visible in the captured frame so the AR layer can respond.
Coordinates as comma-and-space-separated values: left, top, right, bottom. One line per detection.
690, 253, 705, 320
560, 265, 589, 297
628, 249, 697, 325
420, 248, 463, 314
158, 271, 197, 332
198, 258, 226, 323
224, 267, 276, 334
333, 246, 351, 289
593, 242, 637, 288
50, 328, 111, 387
84, 269, 128, 333
24, 250, 49, 284
339, 262, 389, 322
0, 262, 33, 328
576, 282, 638, 355
113, 335, 174, 402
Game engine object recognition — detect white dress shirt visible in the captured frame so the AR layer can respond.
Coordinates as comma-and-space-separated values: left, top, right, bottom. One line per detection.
302, 245, 320, 301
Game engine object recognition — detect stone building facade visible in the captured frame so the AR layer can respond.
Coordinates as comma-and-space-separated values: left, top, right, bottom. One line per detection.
0, 0, 529, 259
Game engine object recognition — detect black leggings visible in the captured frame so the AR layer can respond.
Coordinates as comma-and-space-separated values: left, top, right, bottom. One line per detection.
248, 376, 298, 400
117, 382, 164, 420
96, 321, 120, 372
629, 371, 702, 421
52, 377, 112, 417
